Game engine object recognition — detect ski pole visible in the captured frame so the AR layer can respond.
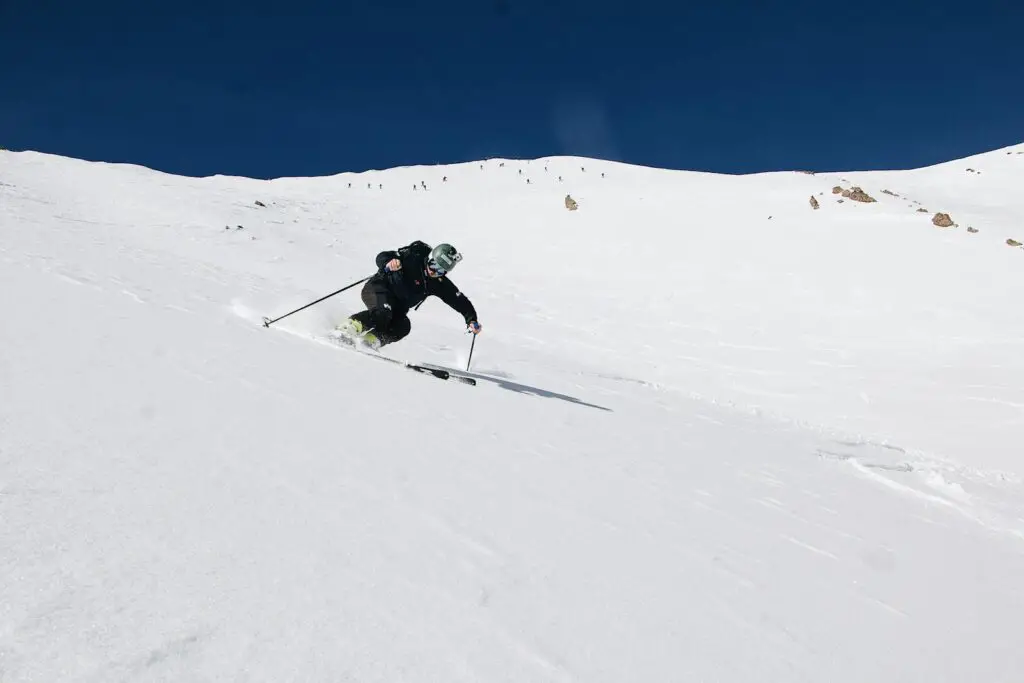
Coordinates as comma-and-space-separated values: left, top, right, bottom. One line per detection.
466, 332, 476, 372
262, 276, 371, 328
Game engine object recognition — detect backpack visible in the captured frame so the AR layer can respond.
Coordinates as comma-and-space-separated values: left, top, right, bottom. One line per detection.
397, 240, 432, 261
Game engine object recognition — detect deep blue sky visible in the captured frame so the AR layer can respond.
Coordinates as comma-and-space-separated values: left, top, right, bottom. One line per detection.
1, 0, 1020, 178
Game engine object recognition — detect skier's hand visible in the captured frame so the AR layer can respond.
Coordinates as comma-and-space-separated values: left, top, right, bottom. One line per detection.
385, 258, 402, 272
468, 321, 482, 335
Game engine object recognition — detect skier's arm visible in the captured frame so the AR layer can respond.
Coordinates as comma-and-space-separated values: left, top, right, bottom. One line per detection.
436, 278, 478, 324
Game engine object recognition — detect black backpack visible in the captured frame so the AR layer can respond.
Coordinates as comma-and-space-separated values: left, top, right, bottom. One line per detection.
397, 240, 432, 261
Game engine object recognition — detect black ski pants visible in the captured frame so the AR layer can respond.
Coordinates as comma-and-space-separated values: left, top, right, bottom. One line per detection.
350, 280, 411, 345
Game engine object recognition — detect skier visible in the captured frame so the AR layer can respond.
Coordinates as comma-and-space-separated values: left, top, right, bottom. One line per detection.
336, 241, 482, 349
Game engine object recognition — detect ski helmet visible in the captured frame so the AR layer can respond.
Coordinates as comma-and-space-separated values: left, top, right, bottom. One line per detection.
427, 243, 462, 273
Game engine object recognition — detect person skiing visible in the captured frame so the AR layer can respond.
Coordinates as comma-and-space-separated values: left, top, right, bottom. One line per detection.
336, 241, 482, 349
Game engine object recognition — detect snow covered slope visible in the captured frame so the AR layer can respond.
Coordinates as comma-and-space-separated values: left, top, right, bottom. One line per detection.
2, 144, 1023, 682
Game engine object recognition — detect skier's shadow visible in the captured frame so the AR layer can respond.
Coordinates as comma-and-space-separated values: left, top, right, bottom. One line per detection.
444, 368, 612, 412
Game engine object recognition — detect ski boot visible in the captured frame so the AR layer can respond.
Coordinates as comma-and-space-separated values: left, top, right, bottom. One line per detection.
333, 318, 380, 351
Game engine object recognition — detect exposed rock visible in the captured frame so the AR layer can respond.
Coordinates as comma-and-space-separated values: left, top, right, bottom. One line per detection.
1008, 239, 1023, 247
832, 186, 843, 194
848, 187, 876, 203
797, 170, 815, 175
967, 227, 979, 233
916, 208, 929, 213
841, 189, 852, 198
881, 189, 899, 197
809, 196, 820, 210
837, 199, 845, 204
932, 213, 955, 228
254, 200, 266, 207
564, 194, 578, 211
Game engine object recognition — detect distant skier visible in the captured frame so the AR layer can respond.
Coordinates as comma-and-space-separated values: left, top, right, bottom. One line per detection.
337, 241, 481, 348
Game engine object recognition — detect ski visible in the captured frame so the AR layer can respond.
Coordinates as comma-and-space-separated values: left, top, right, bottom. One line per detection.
327, 332, 466, 383
260, 317, 473, 385
417, 362, 478, 386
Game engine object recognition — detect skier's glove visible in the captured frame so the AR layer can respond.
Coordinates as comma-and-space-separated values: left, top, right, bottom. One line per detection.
468, 321, 482, 335
385, 258, 401, 272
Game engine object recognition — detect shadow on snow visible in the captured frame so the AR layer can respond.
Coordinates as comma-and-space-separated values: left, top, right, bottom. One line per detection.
432, 366, 612, 412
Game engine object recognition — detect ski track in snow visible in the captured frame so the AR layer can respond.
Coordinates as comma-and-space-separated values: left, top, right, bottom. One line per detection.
2, 146, 1024, 682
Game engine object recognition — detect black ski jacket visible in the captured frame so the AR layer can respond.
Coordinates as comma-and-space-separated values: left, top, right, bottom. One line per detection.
370, 241, 478, 324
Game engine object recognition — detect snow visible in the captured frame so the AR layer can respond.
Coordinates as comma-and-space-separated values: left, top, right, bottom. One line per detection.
2, 144, 1024, 681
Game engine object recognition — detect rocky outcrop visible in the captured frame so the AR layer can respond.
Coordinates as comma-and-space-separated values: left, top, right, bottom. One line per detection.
564, 194, 578, 211
932, 213, 955, 228
809, 196, 820, 210
834, 185, 876, 202
1008, 239, 1022, 247
847, 187, 876, 203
